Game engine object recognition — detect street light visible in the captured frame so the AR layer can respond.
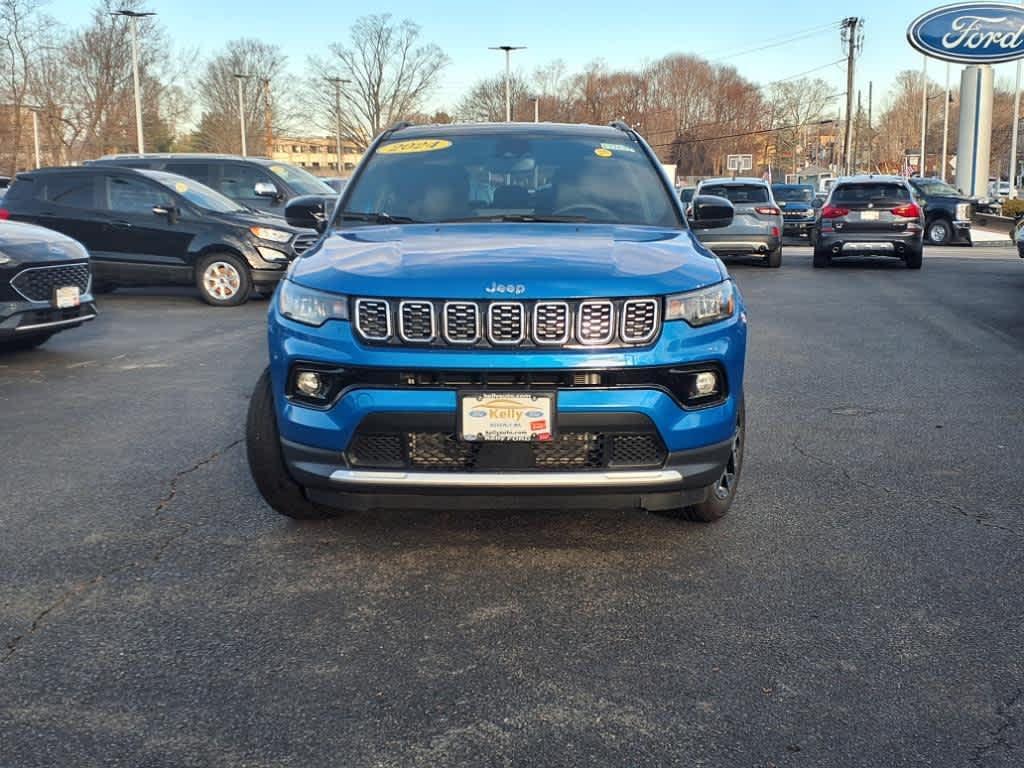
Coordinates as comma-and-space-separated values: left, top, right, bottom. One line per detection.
325, 77, 351, 174
529, 96, 539, 123
27, 105, 42, 169
234, 73, 251, 157
111, 9, 155, 155
488, 45, 526, 122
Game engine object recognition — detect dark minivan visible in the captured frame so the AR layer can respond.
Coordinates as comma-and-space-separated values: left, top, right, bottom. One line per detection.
2, 167, 318, 305
814, 175, 923, 269
92, 154, 339, 220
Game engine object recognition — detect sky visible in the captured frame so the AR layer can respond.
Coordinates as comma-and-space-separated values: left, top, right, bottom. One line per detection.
42, 0, 1024, 119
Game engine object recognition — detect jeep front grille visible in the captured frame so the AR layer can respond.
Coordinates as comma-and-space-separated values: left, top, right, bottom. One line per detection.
351, 297, 662, 349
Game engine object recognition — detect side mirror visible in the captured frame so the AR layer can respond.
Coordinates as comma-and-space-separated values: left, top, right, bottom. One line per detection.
689, 194, 734, 229
284, 194, 327, 234
153, 203, 178, 224
254, 181, 280, 199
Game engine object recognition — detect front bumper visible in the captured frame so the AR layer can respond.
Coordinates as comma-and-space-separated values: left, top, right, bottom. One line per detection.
782, 219, 815, 236
268, 302, 746, 502
0, 297, 98, 338
951, 220, 972, 244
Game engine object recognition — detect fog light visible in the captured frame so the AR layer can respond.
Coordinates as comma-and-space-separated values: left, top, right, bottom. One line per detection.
694, 371, 718, 396
295, 371, 324, 397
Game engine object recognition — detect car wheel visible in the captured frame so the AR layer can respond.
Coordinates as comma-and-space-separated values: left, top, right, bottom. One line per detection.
764, 247, 782, 268
246, 368, 336, 520
196, 253, 251, 307
926, 218, 952, 245
905, 247, 923, 269
683, 401, 745, 523
812, 247, 831, 268
0, 333, 53, 352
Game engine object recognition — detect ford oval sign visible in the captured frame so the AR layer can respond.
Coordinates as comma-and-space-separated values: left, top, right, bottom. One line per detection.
908, 3, 1024, 63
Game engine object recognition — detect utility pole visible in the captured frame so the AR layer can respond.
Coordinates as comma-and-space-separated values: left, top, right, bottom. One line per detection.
840, 17, 862, 175
867, 81, 873, 171
919, 55, 928, 177
262, 78, 273, 159
489, 45, 526, 121
234, 73, 251, 157
112, 9, 155, 154
942, 63, 951, 182
325, 76, 351, 174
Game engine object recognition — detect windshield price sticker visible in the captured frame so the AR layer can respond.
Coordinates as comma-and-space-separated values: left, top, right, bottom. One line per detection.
600, 142, 635, 153
379, 139, 453, 154
594, 148, 613, 158
460, 392, 554, 442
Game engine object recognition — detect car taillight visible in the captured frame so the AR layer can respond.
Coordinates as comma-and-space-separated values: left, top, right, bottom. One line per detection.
755, 206, 781, 216
820, 204, 849, 219
771, 226, 780, 238
0, 208, 9, 220
892, 202, 921, 218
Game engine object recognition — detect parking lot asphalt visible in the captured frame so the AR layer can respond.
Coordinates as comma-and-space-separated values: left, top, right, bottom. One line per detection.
1, 245, 1022, 768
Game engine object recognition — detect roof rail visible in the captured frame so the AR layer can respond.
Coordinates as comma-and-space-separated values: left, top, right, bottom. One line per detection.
384, 121, 414, 136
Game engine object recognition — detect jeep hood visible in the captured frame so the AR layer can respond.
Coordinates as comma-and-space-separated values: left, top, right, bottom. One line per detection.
288, 223, 725, 299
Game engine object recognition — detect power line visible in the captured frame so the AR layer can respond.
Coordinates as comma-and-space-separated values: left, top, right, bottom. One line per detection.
712, 22, 843, 62
764, 58, 847, 86
648, 111, 843, 148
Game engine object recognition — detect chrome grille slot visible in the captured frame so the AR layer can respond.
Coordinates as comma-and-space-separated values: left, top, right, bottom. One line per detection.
621, 299, 659, 343
354, 299, 391, 341
487, 302, 525, 344
533, 302, 570, 344
398, 301, 435, 342
291, 234, 319, 256
11, 263, 91, 302
443, 302, 479, 344
577, 301, 615, 345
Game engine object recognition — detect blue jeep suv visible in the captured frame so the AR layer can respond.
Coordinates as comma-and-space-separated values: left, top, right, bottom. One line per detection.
246, 122, 748, 522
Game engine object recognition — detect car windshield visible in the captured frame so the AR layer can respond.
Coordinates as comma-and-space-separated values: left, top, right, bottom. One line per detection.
141, 170, 247, 213
265, 163, 335, 195
913, 179, 961, 197
772, 185, 814, 203
700, 184, 769, 203
340, 132, 680, 227
832, 183, 910, 205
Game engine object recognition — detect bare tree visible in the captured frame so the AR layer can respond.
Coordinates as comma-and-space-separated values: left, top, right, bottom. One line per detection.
0, 0, 49, 172
456, 72, 531, 122
305, 14, 448, 149
766, 77, 836, 175
193, 38, 292, 155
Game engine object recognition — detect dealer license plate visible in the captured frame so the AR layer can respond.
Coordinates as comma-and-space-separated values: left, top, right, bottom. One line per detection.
859, 210, 880, 221
55, 286, 80, 308
460, 392, 554, 442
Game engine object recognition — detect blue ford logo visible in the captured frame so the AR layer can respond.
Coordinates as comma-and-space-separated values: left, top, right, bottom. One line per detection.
469, 409, 487, 418
908, 3, 1024, 63
525, 410, 544, 418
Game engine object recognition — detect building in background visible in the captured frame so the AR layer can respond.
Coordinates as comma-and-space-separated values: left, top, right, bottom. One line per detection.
269, 136, 362, 178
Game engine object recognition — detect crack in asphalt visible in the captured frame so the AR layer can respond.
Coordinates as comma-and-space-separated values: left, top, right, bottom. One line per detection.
970, 688, 1023, 766
2, 438, 244, 664
791, 437, 1022, 537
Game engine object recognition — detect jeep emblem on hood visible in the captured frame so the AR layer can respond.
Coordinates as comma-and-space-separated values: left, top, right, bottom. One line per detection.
485, 282, 526, 295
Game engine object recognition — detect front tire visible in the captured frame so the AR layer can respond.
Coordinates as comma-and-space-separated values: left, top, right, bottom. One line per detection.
764, 247, 783, 268
196, 253, 251, 307
926, 218, 952, 245
246, 369, 336, 520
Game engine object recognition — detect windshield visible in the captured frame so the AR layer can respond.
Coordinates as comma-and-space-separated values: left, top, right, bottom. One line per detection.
141, 170, 246, 213
913, 179, 961, 197
700, 184, 769, 203
340, 132, 680, 227
772, 185, 814, 203
265, 163, 334, 195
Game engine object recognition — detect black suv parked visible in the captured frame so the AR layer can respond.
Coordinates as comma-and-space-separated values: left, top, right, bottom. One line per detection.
0, 219, 97, 351
907, 177, 973, 245
2, 167, 318, 306
91, 154, 338, 219
814, 176, 924, 269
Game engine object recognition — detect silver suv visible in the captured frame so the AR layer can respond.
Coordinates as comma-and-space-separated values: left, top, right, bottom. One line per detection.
689, 177, 783, 268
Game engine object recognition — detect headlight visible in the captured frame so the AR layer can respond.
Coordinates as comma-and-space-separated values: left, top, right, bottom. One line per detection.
278, 279, 349, 326
0, 250, 10, 265
955, 203, 971, 220
250, 226, 293, 243
665, 281, 735, 327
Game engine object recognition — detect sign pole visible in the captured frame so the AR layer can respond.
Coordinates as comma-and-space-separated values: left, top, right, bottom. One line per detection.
1011, 59, 1022, 198
919, 55, 928, 176
941, 62, 951, 182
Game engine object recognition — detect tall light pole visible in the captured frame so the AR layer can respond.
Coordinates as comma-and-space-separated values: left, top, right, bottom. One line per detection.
530, 96, 539, 123
489, 45, 526, 122
234, 73, 251, 157
326, 76, 351, 174
919, 55, 928, 176
27, 106, 41, 168
112, 9, 155, 154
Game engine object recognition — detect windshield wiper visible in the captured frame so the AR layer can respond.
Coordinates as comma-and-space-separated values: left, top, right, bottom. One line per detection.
341, 211, 420, 224
440, 214, 591, 223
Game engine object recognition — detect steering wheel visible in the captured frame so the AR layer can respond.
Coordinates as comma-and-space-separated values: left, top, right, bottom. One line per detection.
551, 203, 617, 221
